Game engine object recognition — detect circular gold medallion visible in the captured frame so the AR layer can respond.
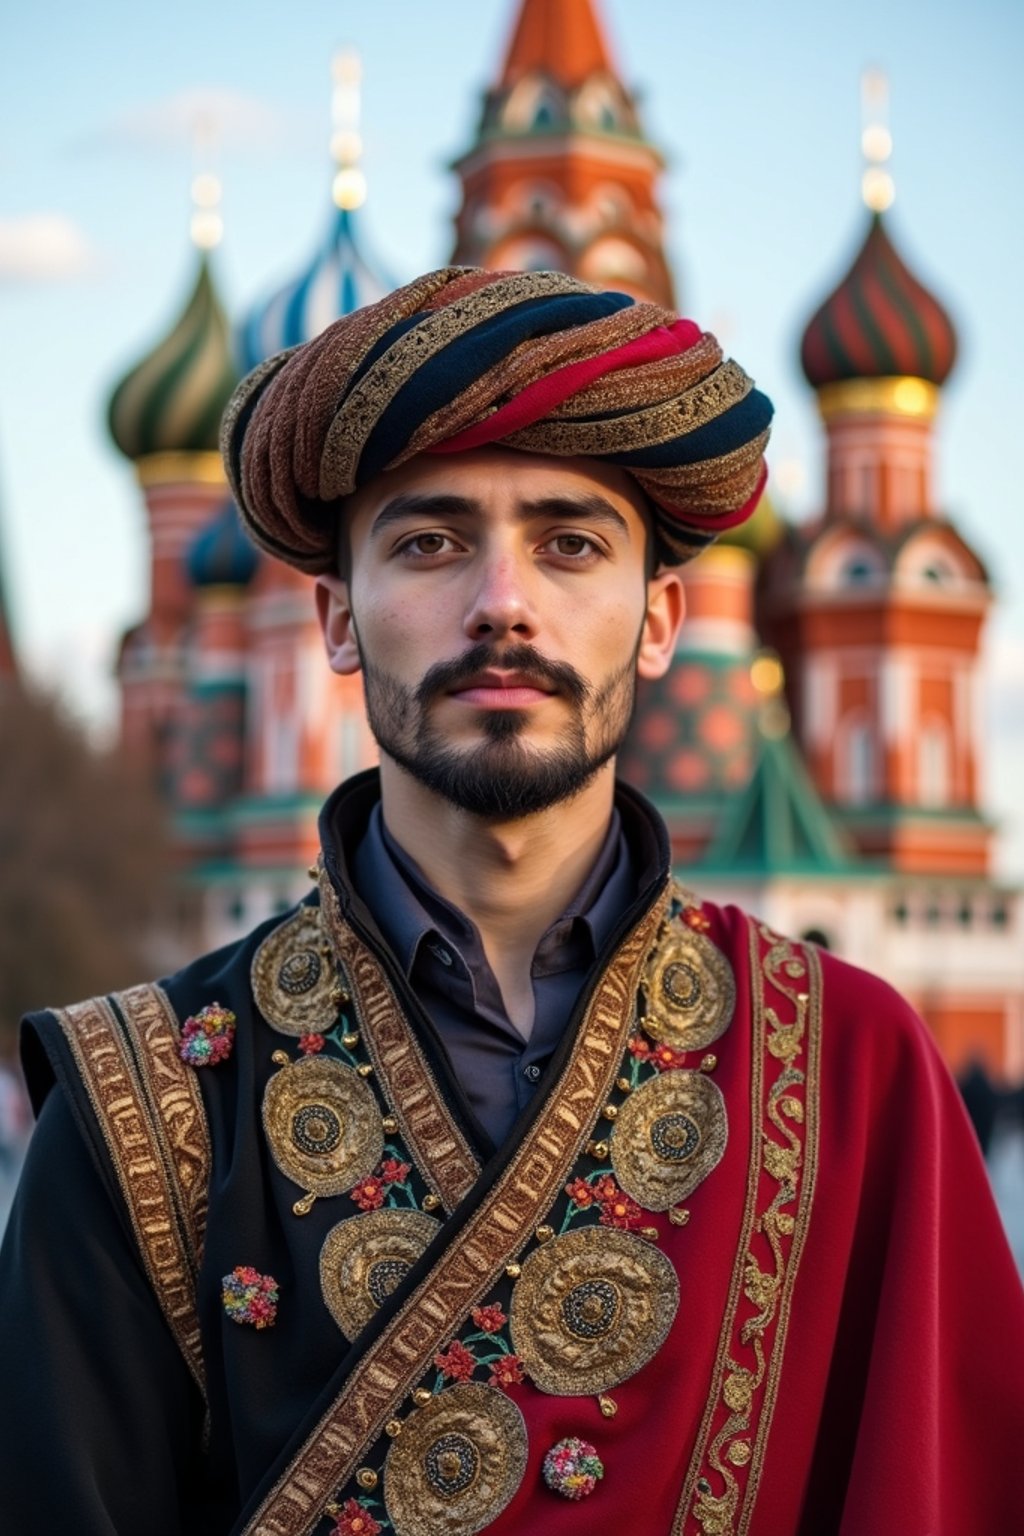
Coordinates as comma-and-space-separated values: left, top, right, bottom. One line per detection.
262, 1056, 383, 1198
508, 1226, 679, 1396
611, 1069, 727, 1211
384, 1383, 527, 1536
640, 922, 735, 1052
320, 1209, 440, 1339
251, 907, 346, 1035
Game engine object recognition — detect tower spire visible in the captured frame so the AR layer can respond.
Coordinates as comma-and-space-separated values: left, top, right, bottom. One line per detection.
860, 67, 894, 214
451, 0, 674, 304
331, 49, 367, 211
499, 0, 616, 89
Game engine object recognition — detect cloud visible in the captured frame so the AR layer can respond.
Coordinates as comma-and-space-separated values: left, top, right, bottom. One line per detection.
0, 214, 101, 281
76, 87, 319, 157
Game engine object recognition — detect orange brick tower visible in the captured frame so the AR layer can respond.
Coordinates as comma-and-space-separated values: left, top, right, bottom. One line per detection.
761, 77, 993, 877
451, 0, 675, 306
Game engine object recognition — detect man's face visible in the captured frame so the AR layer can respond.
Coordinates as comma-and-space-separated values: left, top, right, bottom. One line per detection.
316, 447, 684, 818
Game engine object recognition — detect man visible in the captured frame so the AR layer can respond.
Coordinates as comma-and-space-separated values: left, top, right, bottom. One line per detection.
1, 267, 1021, 1536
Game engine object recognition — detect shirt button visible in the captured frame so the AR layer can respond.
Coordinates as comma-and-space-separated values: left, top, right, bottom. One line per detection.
524, 1064, 542, 1082
429, 944, 453, 967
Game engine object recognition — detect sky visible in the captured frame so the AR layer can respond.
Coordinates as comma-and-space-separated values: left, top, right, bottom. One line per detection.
2, 0, 1023, 870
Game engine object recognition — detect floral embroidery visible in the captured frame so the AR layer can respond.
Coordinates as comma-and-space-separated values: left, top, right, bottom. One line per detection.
434, 1339, 477, 1382
178, 1003, 236, 1067
683, 906, 712, 933
629, 1033, 688, 1071
350, 1175, 386, 1211
222, 1266, 279, 1328
599, 1189, 646, 1231
380, 1158, 412, 1185
488, 1353, 526, 1389
471, 1303, 507, 1333
543, 1437, 604, 1500
298, 1032, 325, 1055
565, 1176, 596, 1207
329, 1498, 382, 1536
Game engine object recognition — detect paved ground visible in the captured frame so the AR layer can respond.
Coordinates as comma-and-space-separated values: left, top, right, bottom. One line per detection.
3, 1128, 1024, 1275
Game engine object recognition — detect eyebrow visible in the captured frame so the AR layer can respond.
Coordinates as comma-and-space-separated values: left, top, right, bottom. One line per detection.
370, 491, 631, 539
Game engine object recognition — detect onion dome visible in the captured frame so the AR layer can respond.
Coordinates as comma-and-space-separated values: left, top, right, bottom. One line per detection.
108, 253, 239, 461
800, 213, 957, 390
238, 49, 395, 370
187, 500, 259, 589
238, 205, 394, 370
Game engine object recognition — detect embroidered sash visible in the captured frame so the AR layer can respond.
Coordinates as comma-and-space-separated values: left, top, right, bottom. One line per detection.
673, 922, 822, 1535
239, 885, 672, 1536
53, 984, 210, 1396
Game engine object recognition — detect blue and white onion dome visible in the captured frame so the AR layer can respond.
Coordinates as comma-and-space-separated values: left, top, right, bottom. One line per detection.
187, 500, 259, 589
237, 50, 397, 371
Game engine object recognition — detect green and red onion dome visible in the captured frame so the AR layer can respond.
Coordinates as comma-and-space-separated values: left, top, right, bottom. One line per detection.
800, 213, 957, 390
108, 254, 239, 461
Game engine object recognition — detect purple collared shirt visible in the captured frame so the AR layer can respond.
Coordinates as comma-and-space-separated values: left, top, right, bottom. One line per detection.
351, 804, 637, 1148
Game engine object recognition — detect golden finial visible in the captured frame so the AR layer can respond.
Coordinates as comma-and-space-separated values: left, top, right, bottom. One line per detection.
189, 110, 223, 249
861, 67, 895, 213
750, 649, 790, 739
331, 48, 367, 211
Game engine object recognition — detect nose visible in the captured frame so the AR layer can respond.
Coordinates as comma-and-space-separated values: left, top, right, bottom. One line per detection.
462, 551, 538, 642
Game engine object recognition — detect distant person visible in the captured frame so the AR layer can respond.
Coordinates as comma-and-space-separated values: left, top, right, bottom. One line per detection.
2, 268, 1022, 1534
958, 1056, 1001, 1157
0, 1055, 29, 1179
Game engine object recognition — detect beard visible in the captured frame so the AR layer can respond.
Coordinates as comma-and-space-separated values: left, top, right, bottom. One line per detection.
360, 639, 640, 819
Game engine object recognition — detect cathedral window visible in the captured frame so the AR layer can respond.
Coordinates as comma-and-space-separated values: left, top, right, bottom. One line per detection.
918, 719, 951, 806
836, 713, 877, 804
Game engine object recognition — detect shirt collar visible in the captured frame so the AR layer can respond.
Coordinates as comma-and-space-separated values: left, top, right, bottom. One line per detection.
352, 802, 631, 982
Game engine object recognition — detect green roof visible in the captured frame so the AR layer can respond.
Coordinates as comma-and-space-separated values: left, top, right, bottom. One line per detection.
700, 709, 861, 877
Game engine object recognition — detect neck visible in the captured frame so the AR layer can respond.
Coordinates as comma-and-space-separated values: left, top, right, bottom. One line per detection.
378, 758, 617, 1027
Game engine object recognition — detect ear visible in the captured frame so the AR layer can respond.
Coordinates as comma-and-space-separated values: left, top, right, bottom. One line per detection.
637, 569, 685, 680
315, 575, 362, 676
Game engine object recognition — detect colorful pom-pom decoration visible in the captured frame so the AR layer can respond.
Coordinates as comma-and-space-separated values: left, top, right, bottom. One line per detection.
542, 1436, 604, 1500
179, 1003, 237, 1067
222, 1266, 279, 1328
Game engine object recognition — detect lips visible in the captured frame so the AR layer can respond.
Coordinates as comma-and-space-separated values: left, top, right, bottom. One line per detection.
447, 669, 559, 709
449, 670, 557, 696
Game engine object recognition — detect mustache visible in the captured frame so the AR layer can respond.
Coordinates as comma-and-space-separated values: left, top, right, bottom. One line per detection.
414, 643, 590, 708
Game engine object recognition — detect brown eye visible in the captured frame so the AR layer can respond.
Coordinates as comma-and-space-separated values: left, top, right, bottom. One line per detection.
553, 534, 592, 557
411, 533, 447, 555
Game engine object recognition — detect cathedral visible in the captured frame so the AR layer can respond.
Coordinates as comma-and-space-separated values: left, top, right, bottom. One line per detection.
99, 0, 1023, 1079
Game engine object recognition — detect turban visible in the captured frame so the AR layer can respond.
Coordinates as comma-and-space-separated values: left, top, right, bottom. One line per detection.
220, 266, 773, 570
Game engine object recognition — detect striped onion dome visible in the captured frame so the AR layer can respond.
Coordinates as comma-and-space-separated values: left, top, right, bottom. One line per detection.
187, 500, 259, 589
108, 253, 239, 461
237, 205, 395, 370
800, 213, 957, 389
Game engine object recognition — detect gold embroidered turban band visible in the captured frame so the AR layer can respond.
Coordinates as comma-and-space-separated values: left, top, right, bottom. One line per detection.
221, 266, 773, 570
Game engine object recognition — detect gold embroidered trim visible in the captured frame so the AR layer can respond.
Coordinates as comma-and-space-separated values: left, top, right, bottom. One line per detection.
53, 990, 208, 1396
116, 983, 212, 1276
320, 1209, 441, 1341
242, 884, 669, 1536
506, 360, 752, 457
508, 1225, 679, 1395
318, 868, 480, 1214
611, 1069, 728, 1211
672, 923, 822, 1536
383, 1383, 528, 1536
